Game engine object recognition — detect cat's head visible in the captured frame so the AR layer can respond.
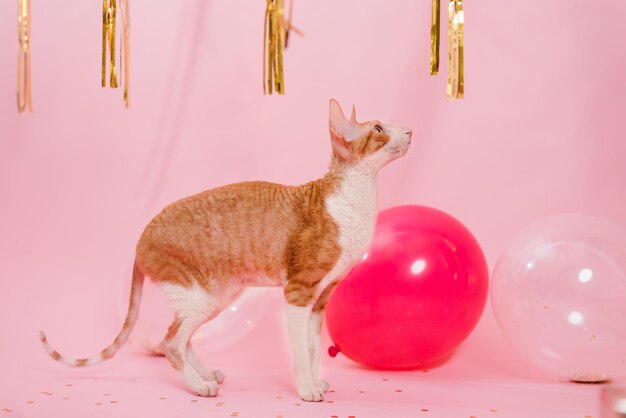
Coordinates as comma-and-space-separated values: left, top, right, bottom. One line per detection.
328, 98, 412, 170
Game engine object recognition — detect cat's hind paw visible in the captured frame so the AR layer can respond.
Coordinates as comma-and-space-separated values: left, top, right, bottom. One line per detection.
191, 380, 219, 397
204, 369, 225, 384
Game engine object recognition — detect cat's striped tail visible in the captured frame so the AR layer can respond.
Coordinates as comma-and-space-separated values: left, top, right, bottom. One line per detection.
39, 261, 145, 367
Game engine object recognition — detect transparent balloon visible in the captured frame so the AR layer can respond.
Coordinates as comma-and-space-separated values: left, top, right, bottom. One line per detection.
491, 214, 626, 383
118, 277, 272, 354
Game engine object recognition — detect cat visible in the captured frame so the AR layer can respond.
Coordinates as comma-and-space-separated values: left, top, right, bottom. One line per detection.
39, 99, 412, 402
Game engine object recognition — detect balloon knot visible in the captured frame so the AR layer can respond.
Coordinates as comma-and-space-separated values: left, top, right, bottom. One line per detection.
328, 345, 340, 358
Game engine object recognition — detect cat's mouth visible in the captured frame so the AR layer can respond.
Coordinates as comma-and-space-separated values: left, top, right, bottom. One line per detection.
391, 144, 410, 157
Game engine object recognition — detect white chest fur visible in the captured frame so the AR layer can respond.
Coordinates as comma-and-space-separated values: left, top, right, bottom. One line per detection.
325, 166, 378, 274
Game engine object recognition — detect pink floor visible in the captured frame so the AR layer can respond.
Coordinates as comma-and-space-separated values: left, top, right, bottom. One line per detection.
1, 290, 603, 418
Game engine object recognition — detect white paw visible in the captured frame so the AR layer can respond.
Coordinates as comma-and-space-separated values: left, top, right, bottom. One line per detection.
202, 369, 225, 384
298, 384, 325, 402
191, 380, 219, 397
315, 379, 329, 393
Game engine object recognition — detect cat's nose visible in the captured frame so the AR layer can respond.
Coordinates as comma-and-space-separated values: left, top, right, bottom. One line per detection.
406, 130, 413, 138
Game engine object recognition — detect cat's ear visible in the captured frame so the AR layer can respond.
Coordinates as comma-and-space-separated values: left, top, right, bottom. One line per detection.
329, 99, 352, 162
350, 105, 357, 123
329, 99, 350, 135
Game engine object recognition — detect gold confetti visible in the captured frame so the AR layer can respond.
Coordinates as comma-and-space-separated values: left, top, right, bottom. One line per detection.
110, 400, 118, 404
95, 402, 103, 406
490, 409, 498, 412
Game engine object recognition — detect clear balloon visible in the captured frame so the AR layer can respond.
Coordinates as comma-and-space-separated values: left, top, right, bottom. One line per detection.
491, 214, 626, 382
119, 277, 271, 353
325, 205, 489, 370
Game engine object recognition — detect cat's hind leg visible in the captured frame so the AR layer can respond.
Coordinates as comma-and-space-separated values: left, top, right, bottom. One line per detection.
153, 322, 225, 384
187, 343, 225, 383
160, 282, 228, 397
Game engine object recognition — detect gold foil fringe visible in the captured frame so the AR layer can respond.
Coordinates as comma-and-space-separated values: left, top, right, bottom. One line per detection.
17, 0, 33, 113
102, 0, 130, 107
430, 0, 464, 99
263, 0, 285, 95
429, 0, 440, 75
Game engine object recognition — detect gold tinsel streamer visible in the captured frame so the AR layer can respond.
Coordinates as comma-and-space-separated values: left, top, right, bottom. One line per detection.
102, 0, 130, 106
430, 0, 464, 99
17, 0, 33, 113
429, 0, 440, 75
263, 0, 285, 95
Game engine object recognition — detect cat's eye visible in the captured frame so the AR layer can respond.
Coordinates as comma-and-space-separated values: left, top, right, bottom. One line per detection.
374, 125, 383, 134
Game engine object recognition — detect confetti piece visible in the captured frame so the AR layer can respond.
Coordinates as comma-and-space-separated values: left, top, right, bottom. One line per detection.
26, 401, 34, 404
331, 416, 339, 418
422, 370, 430, 373
358, 390, 365, 393
421, 409, 429, 412
276, 396, 284, 399
326, 400, 334, 403
329, 390, 336, 393
294, 403, 302, 406
382, 378, 389, 381
104, 393, 111, 397
95, 402, 103, 406
65, 384, 73, 387
191, 400, 198, 403
544, 305, 549, 309
395, 389, 403, 392
490, 409, 498, 412
349, 416, 356, 418
159, 397, 167, 400
62, 397, 70, 400
110, 400, 118, 404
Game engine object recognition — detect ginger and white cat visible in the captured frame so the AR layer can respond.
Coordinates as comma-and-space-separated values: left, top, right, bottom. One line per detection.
40, 99, 412, 402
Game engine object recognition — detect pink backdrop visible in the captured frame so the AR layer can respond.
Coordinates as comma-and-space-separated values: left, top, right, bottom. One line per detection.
1, 0, 625, 417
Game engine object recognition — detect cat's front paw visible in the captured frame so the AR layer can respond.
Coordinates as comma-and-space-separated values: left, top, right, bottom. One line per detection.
315, 379, 329, 393
298, 384, 325, 402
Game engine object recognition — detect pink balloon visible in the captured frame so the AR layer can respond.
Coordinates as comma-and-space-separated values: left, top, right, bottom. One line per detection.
325, 205, 489, 370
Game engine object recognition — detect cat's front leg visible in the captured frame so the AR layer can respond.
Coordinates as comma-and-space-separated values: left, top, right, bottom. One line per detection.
286, 304, 325, 402
308, 311, 329, 392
